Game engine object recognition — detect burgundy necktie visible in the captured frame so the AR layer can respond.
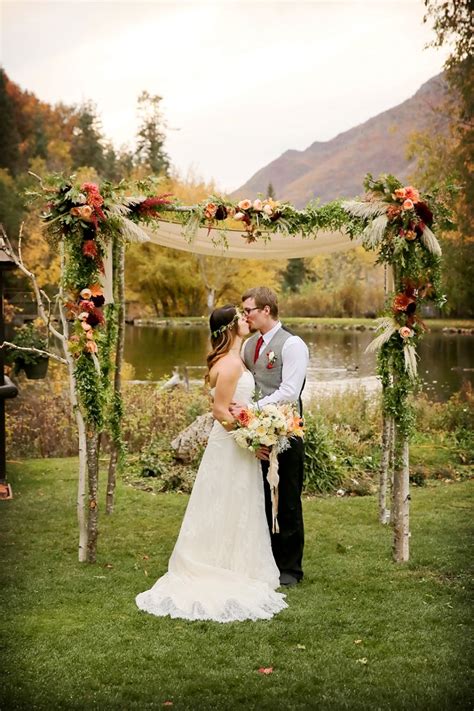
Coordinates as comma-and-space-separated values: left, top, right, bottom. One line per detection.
253, 335, 264, 363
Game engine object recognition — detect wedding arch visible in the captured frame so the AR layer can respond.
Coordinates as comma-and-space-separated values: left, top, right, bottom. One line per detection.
2, 172, 454, 564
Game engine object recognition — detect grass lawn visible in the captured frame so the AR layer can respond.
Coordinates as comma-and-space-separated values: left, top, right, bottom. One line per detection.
1, 459, 472, 710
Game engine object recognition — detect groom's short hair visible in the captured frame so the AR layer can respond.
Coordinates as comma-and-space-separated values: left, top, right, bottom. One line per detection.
242, 286, 279, 318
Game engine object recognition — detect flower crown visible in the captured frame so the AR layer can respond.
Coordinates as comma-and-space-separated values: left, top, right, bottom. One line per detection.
211, 310, 240, 339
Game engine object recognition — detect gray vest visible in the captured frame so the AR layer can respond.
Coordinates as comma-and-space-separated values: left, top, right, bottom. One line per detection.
243, 326, 305, 413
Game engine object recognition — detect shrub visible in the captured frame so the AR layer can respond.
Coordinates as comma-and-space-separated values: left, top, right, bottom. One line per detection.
302, 412, 344, 494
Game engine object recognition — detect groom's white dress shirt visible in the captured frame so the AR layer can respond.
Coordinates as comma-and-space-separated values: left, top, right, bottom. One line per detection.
254, 321, 309, 408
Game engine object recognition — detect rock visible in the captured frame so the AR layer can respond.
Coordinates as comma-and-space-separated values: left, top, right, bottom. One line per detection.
171, 412, 214, 463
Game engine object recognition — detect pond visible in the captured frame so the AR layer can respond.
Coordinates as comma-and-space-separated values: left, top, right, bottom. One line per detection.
124, 325, 474, 401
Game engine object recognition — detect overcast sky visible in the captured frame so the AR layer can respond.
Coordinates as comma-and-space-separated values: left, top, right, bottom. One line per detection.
1, 0, 447, 191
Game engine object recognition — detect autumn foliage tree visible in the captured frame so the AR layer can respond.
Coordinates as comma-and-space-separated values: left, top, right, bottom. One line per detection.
407, 0, 474, 315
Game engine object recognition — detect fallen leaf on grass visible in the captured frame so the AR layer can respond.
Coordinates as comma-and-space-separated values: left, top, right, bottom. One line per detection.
258, 667, 273, 675
356, 658, 368, 665
296, 644, 306, 650
354, 640, 363, 645
162, 702, 173, 707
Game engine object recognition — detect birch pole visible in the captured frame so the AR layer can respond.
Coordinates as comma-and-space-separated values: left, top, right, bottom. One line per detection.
379, 415, 392, 524
106, 240, 125, 514
392, 432, 410, 561
379, 265, 395, 525
58, 244, 90, 562
389, 264, 410, 562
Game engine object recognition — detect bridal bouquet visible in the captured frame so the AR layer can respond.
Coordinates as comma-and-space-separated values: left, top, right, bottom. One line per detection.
232, 403, 304, 533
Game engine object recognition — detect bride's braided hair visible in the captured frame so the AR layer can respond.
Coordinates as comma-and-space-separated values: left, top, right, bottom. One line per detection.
206, 305, 240, 381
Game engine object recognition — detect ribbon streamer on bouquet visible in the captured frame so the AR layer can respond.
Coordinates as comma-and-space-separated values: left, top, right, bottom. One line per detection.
267, 447, 280, 534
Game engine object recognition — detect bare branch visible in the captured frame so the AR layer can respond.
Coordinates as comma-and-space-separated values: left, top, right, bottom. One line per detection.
18, 222, 24, 266
58, 243, 70, 343
0, 225, 65, 343
28, 170, 47, 191
0, 341, 67, 364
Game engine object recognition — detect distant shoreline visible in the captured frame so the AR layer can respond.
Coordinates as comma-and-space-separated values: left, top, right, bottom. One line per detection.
127, 316, 474, 333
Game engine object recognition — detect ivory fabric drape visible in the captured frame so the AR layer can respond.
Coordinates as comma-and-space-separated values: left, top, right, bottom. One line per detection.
141, 221, 360, 259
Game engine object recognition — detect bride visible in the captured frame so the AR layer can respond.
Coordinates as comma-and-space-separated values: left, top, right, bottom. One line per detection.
135, 305, 287, 622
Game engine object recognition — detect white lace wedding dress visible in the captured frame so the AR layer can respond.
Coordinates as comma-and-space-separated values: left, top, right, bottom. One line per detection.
135, 369, 287, 622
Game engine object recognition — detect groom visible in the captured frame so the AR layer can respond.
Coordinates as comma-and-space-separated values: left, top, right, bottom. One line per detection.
232, 286, 309, 587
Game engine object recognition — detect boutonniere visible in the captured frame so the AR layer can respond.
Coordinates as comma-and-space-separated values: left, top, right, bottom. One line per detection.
266, 351, 277, 369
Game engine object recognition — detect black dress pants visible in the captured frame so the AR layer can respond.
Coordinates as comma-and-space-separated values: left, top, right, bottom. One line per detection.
261, 437, 304, 580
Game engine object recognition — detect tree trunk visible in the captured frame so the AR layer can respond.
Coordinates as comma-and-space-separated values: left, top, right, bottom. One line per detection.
206, 287, 215, 314
106, 241, 125, 514
392, 432, 410, 562
86, 427, 100, 563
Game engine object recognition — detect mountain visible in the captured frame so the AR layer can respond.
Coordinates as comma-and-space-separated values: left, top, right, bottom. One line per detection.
232, 74, 448, 207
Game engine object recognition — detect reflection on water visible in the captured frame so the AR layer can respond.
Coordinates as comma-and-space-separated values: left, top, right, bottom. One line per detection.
124, 325, 474, 401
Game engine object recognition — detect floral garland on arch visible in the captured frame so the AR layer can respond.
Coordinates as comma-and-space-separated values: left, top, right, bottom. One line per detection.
29, 171, 455, 436
342, 174, 455, 436
28, 175, 174, 427
182, 194, 362, 245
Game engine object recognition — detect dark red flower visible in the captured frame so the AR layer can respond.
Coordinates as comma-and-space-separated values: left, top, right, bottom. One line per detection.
86, 308, 105, 327
79, 300, 95, 312
137, 194, 173, 217
94, 205, 106, 222
414, 201, 433, 226
393, 293, 415, 312
215, 205, 228, 220
82, 240, 98, 259
403, 279, 417, 298
91, 294, 105, 308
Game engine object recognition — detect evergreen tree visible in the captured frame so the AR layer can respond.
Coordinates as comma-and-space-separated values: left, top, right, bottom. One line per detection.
102, 143, 118, 181
136, 91, 170, 176
71, 102, 105, 173
267, 182, 275, 199
0, 169, 24, 235
280, 258, 310, 293
32, 114, 48, 159
0, 69, 20, 175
